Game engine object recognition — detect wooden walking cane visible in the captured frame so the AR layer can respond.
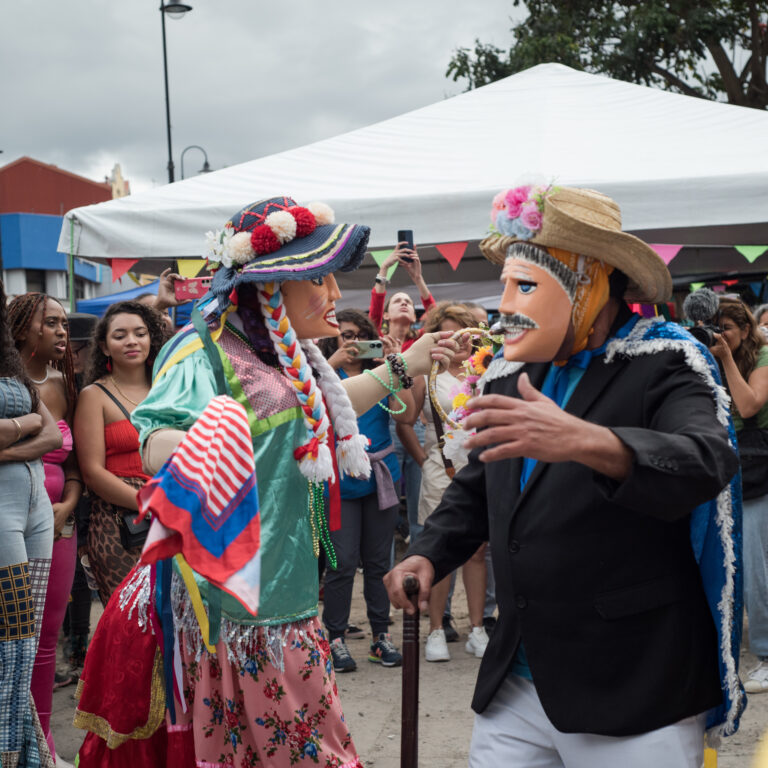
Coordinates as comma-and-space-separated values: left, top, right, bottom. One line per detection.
401, 575, 420, 768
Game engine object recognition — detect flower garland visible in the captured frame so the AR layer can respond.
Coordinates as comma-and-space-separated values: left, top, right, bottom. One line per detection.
441, 339, 501, 464
203, 202, 336, 272
490, 185, 556, 241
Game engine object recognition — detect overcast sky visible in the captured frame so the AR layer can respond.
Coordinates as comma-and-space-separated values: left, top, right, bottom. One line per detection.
1, 1, 522, 192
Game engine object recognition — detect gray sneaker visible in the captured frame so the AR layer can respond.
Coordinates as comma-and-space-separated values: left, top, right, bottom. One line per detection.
330, 637, 357, 673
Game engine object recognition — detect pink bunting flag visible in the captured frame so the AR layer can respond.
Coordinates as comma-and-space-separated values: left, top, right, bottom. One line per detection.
111, 258, 139, 282
435, 242, 468, 271
649, 244, 683, 266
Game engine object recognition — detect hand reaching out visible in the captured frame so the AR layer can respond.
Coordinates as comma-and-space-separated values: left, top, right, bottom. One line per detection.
327, 340, 359, 370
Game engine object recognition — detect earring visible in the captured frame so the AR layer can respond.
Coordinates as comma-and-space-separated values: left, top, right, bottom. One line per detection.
106, 356, 112, 373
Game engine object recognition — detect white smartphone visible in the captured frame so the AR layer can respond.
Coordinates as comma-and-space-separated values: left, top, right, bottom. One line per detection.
355, 340, 384, 359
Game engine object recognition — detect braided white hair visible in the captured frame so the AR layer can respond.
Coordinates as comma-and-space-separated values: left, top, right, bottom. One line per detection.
302, 340, 371, 479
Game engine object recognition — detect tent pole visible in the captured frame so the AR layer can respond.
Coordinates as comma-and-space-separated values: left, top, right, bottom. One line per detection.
68, 218, 76, 313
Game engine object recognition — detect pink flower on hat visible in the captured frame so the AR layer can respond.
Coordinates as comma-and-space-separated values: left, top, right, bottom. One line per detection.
520, 200, 543, 232
504, 186, 532, 219
490, 190, 507, 224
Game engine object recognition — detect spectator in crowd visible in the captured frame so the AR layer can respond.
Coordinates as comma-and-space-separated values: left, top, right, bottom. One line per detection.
74, 301, 166, 605
62, 312, 99, 671
9, 292, 82, 759
318, 308, 415, 672
0, 279, 61, 766
405, 301, 489, 662
710, 296, 768, 693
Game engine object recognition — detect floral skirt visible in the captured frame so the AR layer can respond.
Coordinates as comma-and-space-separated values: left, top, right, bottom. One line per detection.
76, 567, 363, 768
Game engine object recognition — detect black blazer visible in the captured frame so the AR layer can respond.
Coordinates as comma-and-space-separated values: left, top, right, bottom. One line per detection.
409, 321, 739, 736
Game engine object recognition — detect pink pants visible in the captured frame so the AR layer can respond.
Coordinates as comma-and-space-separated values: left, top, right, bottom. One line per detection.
30, 533, 77, 755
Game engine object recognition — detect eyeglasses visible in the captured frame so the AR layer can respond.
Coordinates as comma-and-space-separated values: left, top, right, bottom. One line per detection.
340, 330, 371, 341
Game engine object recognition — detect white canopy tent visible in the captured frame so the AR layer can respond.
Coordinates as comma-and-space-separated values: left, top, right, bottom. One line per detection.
58, 63, 768, 291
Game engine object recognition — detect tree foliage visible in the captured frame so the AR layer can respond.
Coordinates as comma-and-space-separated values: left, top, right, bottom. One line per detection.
446, 1, 768, 109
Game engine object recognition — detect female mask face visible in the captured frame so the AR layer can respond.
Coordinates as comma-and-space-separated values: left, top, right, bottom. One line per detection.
498, 256, 574, 362
281, 274, 342, 339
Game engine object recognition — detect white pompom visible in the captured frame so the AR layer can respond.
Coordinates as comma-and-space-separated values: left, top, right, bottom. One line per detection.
307, 201, 335, 226
297, 442, 335, 484
227, 231, 255, 265
337, 433, 371, 479
265, 210, 297, 244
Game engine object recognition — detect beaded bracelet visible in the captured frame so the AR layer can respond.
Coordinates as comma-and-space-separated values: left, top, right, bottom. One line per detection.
387, 353, 413, 390
363, 360, 407, 415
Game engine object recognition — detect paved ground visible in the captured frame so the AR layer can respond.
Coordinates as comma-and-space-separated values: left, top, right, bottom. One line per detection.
52, 571, 768, 767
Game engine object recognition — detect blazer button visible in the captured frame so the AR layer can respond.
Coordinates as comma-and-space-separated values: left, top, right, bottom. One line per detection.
516, 595, 527, 609
509, 540, 520, 554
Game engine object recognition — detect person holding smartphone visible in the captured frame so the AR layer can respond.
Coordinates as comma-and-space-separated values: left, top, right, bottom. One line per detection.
319, 309, 416, 673
369, 236, 436, 351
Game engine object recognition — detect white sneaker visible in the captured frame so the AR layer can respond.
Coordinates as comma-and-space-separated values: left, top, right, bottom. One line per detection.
55, 756, 76, 768
744, 659, 768, 693
465, 626, 489, 658
425, 628, 451, 662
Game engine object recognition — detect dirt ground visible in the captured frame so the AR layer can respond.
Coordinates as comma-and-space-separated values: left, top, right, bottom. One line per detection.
52, 570, 768, 767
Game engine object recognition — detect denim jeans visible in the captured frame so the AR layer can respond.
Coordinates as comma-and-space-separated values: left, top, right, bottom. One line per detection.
743, 493, 768, 657
390, 421, 425, 543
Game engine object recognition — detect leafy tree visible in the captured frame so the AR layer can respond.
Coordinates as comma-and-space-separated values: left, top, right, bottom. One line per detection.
447, 1, 768, 109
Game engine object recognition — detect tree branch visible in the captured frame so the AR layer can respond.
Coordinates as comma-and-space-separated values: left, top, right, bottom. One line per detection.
648, 62, 706, 99
706, 39, 744, 104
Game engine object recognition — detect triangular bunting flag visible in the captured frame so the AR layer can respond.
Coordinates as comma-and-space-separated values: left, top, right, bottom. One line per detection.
177, 259, 206, 279
435, 242, 469, 271
111, 258, 139, 282
722, 279, 738, 286
690, 282, 705, 291
735, 245, 768, 264
370, 250, 398, 280
649, 244, 683, 265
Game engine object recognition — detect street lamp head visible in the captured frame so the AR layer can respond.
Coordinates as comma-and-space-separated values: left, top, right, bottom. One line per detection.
201, 160, 211, 173
162, 2, 192, 19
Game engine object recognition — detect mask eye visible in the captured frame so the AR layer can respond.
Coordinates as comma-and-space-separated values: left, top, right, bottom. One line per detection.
310, 277, 324, 287
518, 281, 537, 295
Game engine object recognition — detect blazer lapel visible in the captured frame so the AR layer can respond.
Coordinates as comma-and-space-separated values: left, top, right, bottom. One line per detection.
509, 352, 629, 520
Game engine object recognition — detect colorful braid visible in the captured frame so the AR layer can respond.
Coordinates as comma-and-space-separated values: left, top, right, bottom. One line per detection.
256, 282, 334, 482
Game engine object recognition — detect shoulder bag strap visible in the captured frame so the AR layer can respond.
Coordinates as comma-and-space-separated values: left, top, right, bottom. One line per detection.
429, 396, 455, 478
191, 307, 231, 397
94, 382, 133, 423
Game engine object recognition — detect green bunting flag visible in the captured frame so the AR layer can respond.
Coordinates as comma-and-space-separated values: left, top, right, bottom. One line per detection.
689, 282, 705, 291
370, 249, 398, 280
734, 245, 768, 264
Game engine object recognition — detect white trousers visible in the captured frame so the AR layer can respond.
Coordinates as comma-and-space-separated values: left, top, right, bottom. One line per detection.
469, 675, 706, 768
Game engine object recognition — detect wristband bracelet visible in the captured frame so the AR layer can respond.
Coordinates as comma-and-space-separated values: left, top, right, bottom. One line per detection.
11, 418, 22, 443
374, 275, 388, 286
387, 353, 413, 389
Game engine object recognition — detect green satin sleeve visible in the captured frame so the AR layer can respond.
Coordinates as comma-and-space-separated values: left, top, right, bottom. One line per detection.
131, 349, 218, 449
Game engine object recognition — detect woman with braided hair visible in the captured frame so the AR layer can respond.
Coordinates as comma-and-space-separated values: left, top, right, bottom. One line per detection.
9, 292, 83, 758
0, 281, 62, 766
73, 197, 458, 768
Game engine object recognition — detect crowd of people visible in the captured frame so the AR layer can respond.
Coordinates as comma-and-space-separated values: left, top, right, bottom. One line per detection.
0, 186, 765, 767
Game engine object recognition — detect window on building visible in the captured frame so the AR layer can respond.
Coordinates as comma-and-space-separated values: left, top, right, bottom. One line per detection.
75, 278, 86, 300
26, 270, 46, 294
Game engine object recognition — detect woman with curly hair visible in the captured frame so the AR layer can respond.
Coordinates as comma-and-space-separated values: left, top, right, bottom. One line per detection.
0, 282, 63, 766
74, 301, 168, 605
9, 291, 82, 758
711, 296, 768, 694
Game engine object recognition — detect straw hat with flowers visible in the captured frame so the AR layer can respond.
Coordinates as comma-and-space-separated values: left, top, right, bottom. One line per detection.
480, 186, 671, 304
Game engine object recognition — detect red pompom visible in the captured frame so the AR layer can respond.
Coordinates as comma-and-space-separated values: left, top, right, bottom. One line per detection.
250, 224, 281, 255
290, 206, 317, 238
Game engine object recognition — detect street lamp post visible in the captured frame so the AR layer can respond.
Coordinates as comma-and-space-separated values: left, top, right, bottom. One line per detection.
159, 1, 193, 184
180, 145, 212, 179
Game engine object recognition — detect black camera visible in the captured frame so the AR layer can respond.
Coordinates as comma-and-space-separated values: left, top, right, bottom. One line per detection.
683, 288, 721, 347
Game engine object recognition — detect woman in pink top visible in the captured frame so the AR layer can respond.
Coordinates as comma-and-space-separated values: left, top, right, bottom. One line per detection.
9, 292, 82, 760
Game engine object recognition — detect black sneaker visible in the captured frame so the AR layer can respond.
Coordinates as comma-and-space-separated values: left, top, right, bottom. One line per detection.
344, 624, 366, 640
442, 614, 459, 643
330, 637, 357, 673
368, 632, 402, 667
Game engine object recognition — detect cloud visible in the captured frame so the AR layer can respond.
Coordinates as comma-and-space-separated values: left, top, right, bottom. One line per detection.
0, 0, 520, 191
